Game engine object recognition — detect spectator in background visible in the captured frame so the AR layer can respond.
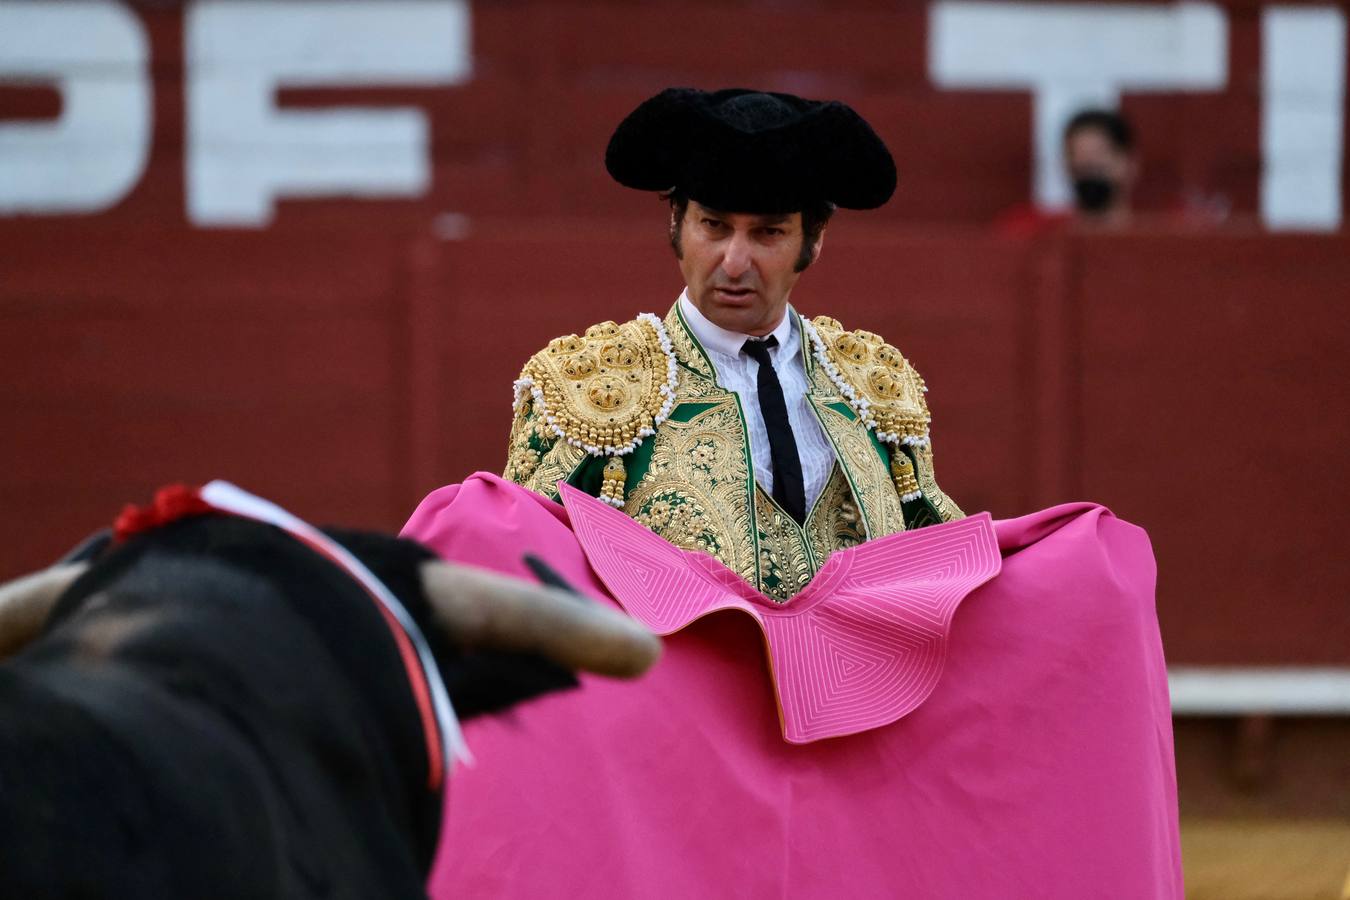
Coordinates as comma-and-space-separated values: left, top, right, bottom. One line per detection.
996, 108, 1139, 236
1063, 109, 1138, 227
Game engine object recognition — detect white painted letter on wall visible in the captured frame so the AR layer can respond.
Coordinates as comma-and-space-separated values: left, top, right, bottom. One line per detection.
1261, 6, 1346, 231
929, 1, 1228, 208
0, 1, 151, 214
186, 0, 472, 227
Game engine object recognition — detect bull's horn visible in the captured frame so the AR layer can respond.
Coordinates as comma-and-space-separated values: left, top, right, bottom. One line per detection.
420, 562, 660, 678
0, 563, 87, 659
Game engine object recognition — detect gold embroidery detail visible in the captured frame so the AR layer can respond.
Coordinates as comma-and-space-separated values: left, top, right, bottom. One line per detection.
663, 305, 718, 387
807, 465, 868, 567
519, 315, 675, 455
890, 452, 920, 499
510, 447, 540, 481
534, 442, 586, 497
601, 456, 627, 506
562, 353, 597, 379
810, 315, 931, 445
839, 422, 907, 538
834, 332, 872, 364
753, 465, 879, 604
587, 377, 629, 411
503, 395, 587, 499
753, 488, 814, 601
585, 321, 621, 338
913, 440, 965, 522
868, 367, 908, 400
625, 399, 756, 581
600, 340, 640, 369
807, 396, 908, 542
875, 344, 906, 371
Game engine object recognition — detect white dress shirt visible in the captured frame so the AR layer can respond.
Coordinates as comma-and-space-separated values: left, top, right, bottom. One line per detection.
678, 292, 837, 514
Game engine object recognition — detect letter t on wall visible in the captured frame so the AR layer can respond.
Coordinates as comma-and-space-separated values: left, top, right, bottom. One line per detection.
1262, 6, 1346, 231
928, 1, 1228, 209
186, 0, 472, 227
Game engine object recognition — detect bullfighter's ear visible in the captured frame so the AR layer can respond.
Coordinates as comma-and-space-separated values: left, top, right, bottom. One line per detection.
0, 563, 88, 659
420, 562, 660, 679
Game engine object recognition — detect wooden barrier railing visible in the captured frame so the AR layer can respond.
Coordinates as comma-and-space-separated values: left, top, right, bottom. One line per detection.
3, 220, 1346, 665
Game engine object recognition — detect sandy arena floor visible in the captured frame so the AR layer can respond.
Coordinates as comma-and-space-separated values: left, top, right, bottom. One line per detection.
1182, 819, 1350, 900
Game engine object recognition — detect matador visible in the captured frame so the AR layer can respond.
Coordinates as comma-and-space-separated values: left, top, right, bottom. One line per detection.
503, 87, 963, 601
406, 86, 1181, 900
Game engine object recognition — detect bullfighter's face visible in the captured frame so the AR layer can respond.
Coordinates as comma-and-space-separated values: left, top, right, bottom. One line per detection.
677, 200, 822, 337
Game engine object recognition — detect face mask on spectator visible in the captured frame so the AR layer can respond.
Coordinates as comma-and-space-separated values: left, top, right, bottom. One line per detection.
1072, 175, 1116, 213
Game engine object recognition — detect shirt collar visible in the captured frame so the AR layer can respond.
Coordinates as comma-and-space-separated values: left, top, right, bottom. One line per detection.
678, 290, 796, 360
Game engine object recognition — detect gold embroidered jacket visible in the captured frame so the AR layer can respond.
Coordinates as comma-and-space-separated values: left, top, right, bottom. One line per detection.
505, 303, 963, 601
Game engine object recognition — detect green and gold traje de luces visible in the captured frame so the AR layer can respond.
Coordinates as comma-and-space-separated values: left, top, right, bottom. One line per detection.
505, 304, 964, 602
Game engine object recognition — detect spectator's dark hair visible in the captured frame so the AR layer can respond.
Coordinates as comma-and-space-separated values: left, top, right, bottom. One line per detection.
1063, 109, 1135, 153
663, 190, 835, 273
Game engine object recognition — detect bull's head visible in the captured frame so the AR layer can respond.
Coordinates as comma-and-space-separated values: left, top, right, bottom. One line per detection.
0, 524, 660, 713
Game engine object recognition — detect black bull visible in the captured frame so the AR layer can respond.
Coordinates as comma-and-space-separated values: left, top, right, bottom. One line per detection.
0, 515, 658, 898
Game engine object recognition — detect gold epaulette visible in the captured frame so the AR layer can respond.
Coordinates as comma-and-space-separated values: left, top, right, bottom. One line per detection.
802, 315, 931, 448
512, 312, 679, 458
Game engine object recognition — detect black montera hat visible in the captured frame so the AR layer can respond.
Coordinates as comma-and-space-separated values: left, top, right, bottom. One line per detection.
605, 87, 896, 213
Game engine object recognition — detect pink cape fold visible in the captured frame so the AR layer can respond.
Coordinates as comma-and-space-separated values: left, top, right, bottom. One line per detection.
404, 473, 1182, 900
557, 482, 1002, 743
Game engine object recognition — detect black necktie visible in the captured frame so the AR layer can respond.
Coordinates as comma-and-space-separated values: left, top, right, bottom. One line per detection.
741, 336, 806, 525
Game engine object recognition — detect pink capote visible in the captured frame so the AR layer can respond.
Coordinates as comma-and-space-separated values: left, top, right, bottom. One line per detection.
404, 474, 1182, 899
556, 482, 1003, 744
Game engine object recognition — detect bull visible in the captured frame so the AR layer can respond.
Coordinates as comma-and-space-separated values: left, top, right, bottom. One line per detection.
0, 483, 659, 898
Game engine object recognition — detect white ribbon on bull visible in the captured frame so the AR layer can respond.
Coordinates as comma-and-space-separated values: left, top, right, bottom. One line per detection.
0, 480, 661, 785
198, 480, 474, 778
